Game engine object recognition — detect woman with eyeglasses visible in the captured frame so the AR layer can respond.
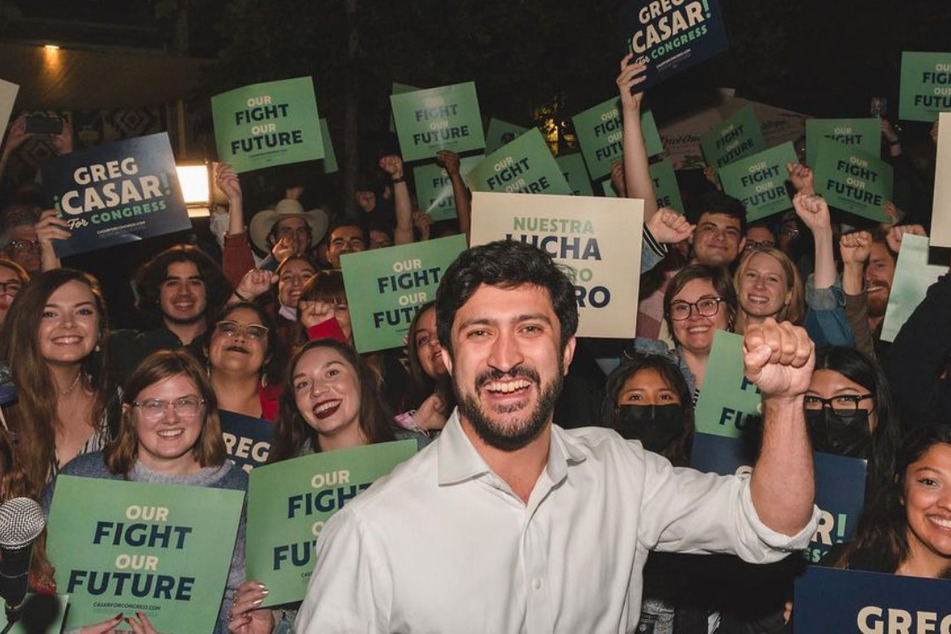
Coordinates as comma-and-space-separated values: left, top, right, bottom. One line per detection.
42, 350, 247, 634
660, 264, 738, 398
0, 257, 27, 328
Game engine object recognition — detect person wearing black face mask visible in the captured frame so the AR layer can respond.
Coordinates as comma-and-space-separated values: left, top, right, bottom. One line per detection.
803, 395, 873, 458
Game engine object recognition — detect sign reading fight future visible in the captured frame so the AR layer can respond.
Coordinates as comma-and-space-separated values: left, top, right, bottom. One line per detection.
41, 132, 190, 258
571, 97, 664, 180
718, 142, 798, 221
341, 235, 467, 353
470, 191, 643, 338
650, 157, 685, 211
899, 51, 951, 122
617, 0, 728, 91
813, 138, 893, 223
390, 82, 486, 162
412, 154, 483, 220
699, 104, 766, 170
46, 476, 244, 634
557, 153, 594, 196
247, 440, 417, 607
465, 128, 572, 196
793, 566, 951, 634
0, 78, 18, 144
211, 77, 324, 174
693, 331, 762, 440
804, 118, 881, 168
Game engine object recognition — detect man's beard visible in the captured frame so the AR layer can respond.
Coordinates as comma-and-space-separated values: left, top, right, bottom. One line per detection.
455, 362, 564, 452
866, 285, 890, 318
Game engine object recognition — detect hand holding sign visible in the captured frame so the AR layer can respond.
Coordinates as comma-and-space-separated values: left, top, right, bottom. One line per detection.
839, 230, 872, 267
226, 580, 272, 634
436, 150, 461, 176
51, 117, 73, 156
785, 163, 815, 195
885, 224, 927, 254
215, 163, 243, 203
792, 192, 832, 234
647, 207, 694, 244
743, 318, 814, 400
617, 54, 648, 113
79, 613, 125, 634
125, 612, 160, 634
609, 161, 627, 197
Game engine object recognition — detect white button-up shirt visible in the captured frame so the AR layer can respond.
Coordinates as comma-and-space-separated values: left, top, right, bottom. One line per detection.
296, 412, 819, 633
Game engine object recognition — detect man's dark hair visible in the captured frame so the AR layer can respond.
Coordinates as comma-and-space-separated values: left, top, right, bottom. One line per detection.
327, 219, 369, 245
134, 245, 233, 327
435, 240, 578, 357
686, 190, 748, 236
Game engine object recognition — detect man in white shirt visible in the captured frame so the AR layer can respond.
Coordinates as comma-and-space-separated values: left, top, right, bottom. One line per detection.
296, 240, 819, 633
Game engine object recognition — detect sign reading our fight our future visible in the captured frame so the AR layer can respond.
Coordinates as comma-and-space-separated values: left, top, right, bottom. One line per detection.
571, 97, 664, 180
341, 235, 467, 353
470, 191, 643, 338
617, 0, 728, 91
650, 157, 685, 211
465, 128, 572, 196
412, 154, 483, 220
814, 138, 893, 223
699, 104, 766, 170
899, 51, 951, 122
718, 142, 798, 221
805, 118, 881, 168
41, 133, 190, 258
793, 567, 951, 634
247, 440, 417, 607
390, 82, 485, 162
557, 153, 594, 196
211, 77, 324, 174
46, 476, 244, 633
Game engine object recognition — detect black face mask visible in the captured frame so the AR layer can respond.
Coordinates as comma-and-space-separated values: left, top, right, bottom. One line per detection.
805, 409, 872, 459
616, 404, 687, 453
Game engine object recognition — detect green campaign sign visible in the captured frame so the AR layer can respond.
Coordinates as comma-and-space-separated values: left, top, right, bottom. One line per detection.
466, 128, 572, 196
649, 157, 684, 211
47, 476, 244, 633
485, 118, 529, 154
899, 52, 951, 122
880, 233, 948, 342
557, 153, 594, 196
341, 235, 467, 353
814, 138, 893, 222
699, 104, 766, 169
212, 77, 324, 174
601, 179, 618, 198
694, 331, 762, 439
805, 118, 880, 168
389, 82, 421, 133
319, 118, 337, 174
718, 142, 798, 221
572, 98, 664, 181
412, 154, 483, 221
391, 82, 485, 162
247, 440, 417, 607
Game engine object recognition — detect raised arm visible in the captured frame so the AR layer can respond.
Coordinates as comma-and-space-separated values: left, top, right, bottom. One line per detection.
839, 230, 877, 359
744, 318, 816, 536
792, 191, 834, 290
34, 209, 70, 272
215, 162, 257, 286
380, 155, 414, 245
437, 150, 471, 243
617, 54, 658, 221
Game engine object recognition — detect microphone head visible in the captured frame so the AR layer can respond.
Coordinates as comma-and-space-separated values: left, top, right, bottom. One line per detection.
0, 498, 45, 549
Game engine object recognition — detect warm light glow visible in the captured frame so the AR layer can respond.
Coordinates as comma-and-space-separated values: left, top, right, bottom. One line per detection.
44, 44, 60, 51
176, 165, 211, 217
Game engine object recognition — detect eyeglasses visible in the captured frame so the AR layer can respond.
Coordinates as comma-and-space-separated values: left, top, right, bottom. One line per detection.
745, 240, 777, 251
215, 320, 269, 340
132, 396, 205, 421
780, 228, 800, 239
0, 281, 22, 296
803, 394, 873, 418
669, 297, 726, 321
5, 239, 39, 252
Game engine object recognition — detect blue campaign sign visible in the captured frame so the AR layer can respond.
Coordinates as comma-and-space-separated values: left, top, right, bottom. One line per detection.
806, 452, 867, 564
220, 410, 275, 473
690, 432, 755, 476
793, 566, 951, 634
617, 0, 728, 91
41, 132, 190, 258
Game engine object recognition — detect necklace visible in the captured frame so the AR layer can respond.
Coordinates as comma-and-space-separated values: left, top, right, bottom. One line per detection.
59, 372, 82, 397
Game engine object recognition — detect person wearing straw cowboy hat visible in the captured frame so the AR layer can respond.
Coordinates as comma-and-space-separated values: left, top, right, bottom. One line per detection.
249, 198, 330, 262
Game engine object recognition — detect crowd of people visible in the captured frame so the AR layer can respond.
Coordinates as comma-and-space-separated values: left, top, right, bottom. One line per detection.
0, 51, 945, 634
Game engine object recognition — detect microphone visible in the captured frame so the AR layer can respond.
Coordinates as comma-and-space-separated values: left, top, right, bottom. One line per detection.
0, 498, 45, 624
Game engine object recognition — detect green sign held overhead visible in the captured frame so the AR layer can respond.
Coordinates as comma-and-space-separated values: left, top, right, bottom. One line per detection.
413, 155, 483, 221
319, 118, 337, 174
694, 331, 762, 439
557, 153, 594, 196
700, 104, 766, 169
391, 82, 485, 162
718, 142, 798, 221
466, 128, 572, 196
814, 138, 893, 223
212, 77, 324, 174
899, 52, 951, 122
389, 82, 421, 132
650, 157, 684, 212
572, 98, 663, 181
47, 476, 244, 633
247, 440, 417, 607
485, 118, 529, 154
341, 235, 468, 353
805, 118, 880, 168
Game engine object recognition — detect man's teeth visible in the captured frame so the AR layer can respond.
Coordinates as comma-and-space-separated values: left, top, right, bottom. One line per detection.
315, 400, 341, 413
486, 380, 531, 393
